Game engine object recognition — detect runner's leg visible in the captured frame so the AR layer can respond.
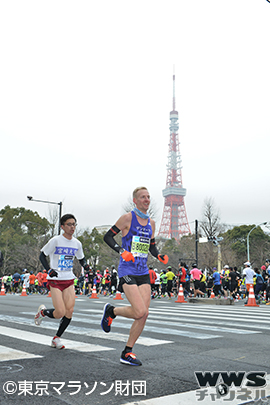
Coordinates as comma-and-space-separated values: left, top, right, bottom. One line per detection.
118, 283, 151, 348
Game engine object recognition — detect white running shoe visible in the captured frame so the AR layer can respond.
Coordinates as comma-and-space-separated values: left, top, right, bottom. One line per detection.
51, 336, 65, 349
34, 304, 46, 326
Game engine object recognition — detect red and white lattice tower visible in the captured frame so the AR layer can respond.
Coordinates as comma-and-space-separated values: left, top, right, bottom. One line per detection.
158, 73, 191, 239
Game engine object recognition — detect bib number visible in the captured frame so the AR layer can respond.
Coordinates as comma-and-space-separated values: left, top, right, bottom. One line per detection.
131, 236, 150, 258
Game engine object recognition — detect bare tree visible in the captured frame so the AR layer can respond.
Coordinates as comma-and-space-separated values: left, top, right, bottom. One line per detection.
47, 206, 59, 237
200, 197, 223, 239
198, 198, 224, 270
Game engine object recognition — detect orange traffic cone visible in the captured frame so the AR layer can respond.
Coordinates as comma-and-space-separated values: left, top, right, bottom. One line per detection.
89, 285, 99, 299
175, 284, 187, 303
20, 283, 27, 296
47, 289, 51, 297
113, 290, 124, 300
264, 290, 267, 301
245, 284, 259, 307
210, 289, 215, 299
0, 282, 6, 296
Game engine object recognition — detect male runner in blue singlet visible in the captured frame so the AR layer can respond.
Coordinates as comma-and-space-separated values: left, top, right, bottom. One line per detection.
101, 187, 168, 366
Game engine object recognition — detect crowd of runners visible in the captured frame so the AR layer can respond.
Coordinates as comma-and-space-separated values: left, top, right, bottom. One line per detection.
1, 253, 270, 306
149, 260, 270, 304
1, 256, 270, 306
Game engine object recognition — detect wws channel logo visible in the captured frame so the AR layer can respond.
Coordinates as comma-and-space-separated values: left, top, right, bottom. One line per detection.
194, 371, 267, 399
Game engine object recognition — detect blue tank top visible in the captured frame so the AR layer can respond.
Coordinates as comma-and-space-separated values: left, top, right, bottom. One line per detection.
118, 211, 152, 278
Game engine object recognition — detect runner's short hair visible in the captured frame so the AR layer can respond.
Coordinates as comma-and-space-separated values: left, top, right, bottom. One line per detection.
60, 214, 76, 226
133, 187, 148, 199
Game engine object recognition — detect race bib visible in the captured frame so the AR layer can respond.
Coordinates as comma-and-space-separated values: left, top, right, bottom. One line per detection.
57, 255, 74, 271
131, 236, 150, 258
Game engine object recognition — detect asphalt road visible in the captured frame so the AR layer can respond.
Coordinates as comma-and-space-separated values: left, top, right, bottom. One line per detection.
0, 293, 270, 405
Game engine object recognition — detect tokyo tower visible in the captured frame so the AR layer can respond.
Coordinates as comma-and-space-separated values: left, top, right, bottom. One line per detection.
158, 72, 191, 239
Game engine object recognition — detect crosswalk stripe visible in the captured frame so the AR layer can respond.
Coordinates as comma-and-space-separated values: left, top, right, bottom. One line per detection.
23, 311, 221, 340
149, 308, 270, 324
0, 345, 42, 362
77, 308, 256, 336
0, 326, 113, 353
77, 308, 263, 335
16, 305, 264, 338
151, 305, 270, 316
150, 313, 267, 332
146, 317, 260, 335
0, 315, 173, 346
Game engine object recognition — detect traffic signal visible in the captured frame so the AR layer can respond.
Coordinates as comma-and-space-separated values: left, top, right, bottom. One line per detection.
208, 236, 223, 246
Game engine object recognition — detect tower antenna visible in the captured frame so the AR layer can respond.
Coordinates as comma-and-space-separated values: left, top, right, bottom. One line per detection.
158, 70, 191, 239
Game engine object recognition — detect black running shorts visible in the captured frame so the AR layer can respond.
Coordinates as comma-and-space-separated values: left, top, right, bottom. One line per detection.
118, 274, 150, 293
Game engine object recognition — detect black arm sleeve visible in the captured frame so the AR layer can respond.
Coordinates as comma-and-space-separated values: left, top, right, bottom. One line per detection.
103, 225, 122, 253
149, 238, 159, 258
79, 258, 88, 269
39, 251, 50, 271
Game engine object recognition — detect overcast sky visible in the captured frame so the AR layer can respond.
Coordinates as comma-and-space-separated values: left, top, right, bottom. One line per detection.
1, 0, 269, 235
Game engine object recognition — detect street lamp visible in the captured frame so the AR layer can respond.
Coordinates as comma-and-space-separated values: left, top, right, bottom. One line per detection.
27, 196, 62, 235
246, 222, 267, 262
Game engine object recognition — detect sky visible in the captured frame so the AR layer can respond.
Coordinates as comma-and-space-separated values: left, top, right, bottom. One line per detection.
1, 0, 270, 236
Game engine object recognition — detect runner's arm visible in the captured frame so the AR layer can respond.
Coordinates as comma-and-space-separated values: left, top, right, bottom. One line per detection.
149, 238, 169, 264
79, 258, 90, 271
39, 252, 58, 277
103, 225, 122, 253
39, 252, 50, 271
104, 222, 135, 262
